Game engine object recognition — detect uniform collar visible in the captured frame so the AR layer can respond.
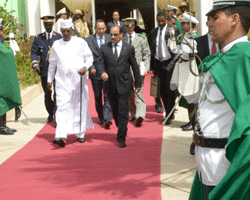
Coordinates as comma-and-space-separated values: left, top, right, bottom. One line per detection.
222, 35, 248, 53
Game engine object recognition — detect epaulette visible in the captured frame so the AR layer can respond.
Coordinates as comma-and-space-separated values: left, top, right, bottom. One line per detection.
137, 33, 146, 38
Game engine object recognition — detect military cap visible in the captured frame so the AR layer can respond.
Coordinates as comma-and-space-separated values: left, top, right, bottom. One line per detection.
57, 7, 67, 16
181, 13, 199, 24
168, 5, 178, 11
122, 18, 137, 28
207, 0, 250, 15
179, 1, 188, 7
40, 15, 55, 23
74, 9, 83, 16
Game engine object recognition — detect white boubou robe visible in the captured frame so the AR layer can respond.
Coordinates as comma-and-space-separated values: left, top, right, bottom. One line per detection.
48, 36, 94, 139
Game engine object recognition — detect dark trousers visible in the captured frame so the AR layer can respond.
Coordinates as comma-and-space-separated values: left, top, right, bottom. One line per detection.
41, 76, 56, 116
107, 86, 129, 142
156, 59, 176, 117
0, 114, 6, 127
91, 79, 112, 122
203, 184, 215, 200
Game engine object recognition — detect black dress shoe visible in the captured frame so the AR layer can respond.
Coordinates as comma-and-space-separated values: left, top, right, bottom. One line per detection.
0, 126, 14, 135
52, 138, 65, 147
182, 122, 193, 131
135, 117, 144, 127
77, 138, 85, 143
119, 141, 126, 148
156, 107, 163, 113
47, 115, 53, 122
190, 142, 195, 155
6, 126, 17, 132
98, 118, 104, 124
105, 121, 112, 129
129, 117, 136, 121
15, 107, 21, 121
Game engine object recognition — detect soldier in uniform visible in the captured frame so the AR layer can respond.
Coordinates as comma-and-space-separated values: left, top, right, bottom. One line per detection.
122, 18, 150, 127
54, 7, 67, 33
73, 9, 90, 39
31, 15, 62, 123
177, 1, 188, 21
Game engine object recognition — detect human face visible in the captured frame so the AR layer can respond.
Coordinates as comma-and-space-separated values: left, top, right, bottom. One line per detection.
207, 10, 234, 46
167, 19, 173, 26
181, 22, 190, 34
172, 19, 177, 26
74, 14, 82, 20
157, 16, 166, 28
110, 26, 122, 44
44, 22, 53, 33
180, 6, 187, 13
168, 10, 175, 17
61, 13, 67, 19
125, 24, 135, 35
61, 28, 72, 41
113, 12, 120, 22
95, 22, 106, 37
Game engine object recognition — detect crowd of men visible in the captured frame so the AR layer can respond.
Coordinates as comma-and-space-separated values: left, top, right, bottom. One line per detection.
1, 0, 250, 199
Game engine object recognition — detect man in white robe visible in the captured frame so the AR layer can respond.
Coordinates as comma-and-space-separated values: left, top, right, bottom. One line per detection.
48, 19, 94, 147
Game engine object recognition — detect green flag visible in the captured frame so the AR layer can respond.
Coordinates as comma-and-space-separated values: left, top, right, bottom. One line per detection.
190, 42, 250, 200
0, 43, 22, 116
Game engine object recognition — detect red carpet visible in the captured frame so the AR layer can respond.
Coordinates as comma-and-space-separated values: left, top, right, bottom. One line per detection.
0, 74, 163, 200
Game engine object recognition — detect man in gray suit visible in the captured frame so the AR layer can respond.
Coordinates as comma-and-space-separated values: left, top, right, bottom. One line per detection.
106, 10, 126, 35
97, 26, 142, 148
122, 18, 150, 127
85, 19, 112, 129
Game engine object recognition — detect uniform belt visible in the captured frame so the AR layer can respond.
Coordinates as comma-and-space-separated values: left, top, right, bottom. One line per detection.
193, 134, 228, 148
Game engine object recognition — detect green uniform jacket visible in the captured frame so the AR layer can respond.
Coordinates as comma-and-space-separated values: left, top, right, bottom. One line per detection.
189, 41, 250, 200
0, 43, 22, 116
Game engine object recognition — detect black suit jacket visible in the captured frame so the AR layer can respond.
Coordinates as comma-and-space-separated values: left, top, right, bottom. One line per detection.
31, 31, 62, 76
195, 34, 210, 66
85, 33, 111, 80
106, 21, 127, 35
97, 41, 142, 94
150, 26, 180, 71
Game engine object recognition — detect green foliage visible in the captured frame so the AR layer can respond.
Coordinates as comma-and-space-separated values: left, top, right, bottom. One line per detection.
15, 37, 41, 88
0, 3, 19, 46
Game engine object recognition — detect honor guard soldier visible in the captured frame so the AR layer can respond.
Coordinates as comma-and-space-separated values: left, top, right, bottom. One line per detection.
122, 18, 150, 127
54, 7, 68, 33
31, 15, 62, 123
73, 9, 90, 39
177, 1, 188, 21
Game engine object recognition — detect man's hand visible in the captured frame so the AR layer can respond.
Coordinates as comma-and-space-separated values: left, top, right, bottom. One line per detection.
143, 70, 149, 76
90, 69, 96, 75
78, 67, 87, 76
47, 82, 52, 92
135, 87, 141, 93
101, 72, 109, 81
33, 64, 40, 73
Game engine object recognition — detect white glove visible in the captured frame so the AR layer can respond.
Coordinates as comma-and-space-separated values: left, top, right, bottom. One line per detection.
180, 39, 197, 60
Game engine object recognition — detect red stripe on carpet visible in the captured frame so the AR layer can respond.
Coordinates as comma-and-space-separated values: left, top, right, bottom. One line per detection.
0, 73, 163, 200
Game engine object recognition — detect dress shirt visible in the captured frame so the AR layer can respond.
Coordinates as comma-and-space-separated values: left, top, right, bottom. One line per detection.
195, 35, 249, 186
96, 34, 105, 48
126, 32, 136, 44
45, 31, 54, 41
113, 21, 120, 26
207, 33, 219, 55
112, 40, 122, 58
155, 25, 172, 61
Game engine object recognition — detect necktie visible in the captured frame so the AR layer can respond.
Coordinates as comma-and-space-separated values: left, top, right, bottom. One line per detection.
212, 41, 217, 55
48, 33, 50, 44
100, 36, 103, 47
158, 28, 163, 62
129, 35, 132, 45
114, 44, 118, 62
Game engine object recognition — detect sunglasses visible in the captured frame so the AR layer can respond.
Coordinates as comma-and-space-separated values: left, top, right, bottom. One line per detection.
110, 33, 119, 36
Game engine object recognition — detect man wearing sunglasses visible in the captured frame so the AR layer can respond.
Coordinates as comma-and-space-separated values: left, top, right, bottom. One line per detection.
97, 26, 142, 148
31, 15, 62, 124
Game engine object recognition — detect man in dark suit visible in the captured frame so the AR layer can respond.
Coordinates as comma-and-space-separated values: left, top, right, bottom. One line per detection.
150, 13, 180, 125
31, 15, 62, 123
106, 10, 126, 35
85, 19, 112, 128
97, 26, 142, 148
